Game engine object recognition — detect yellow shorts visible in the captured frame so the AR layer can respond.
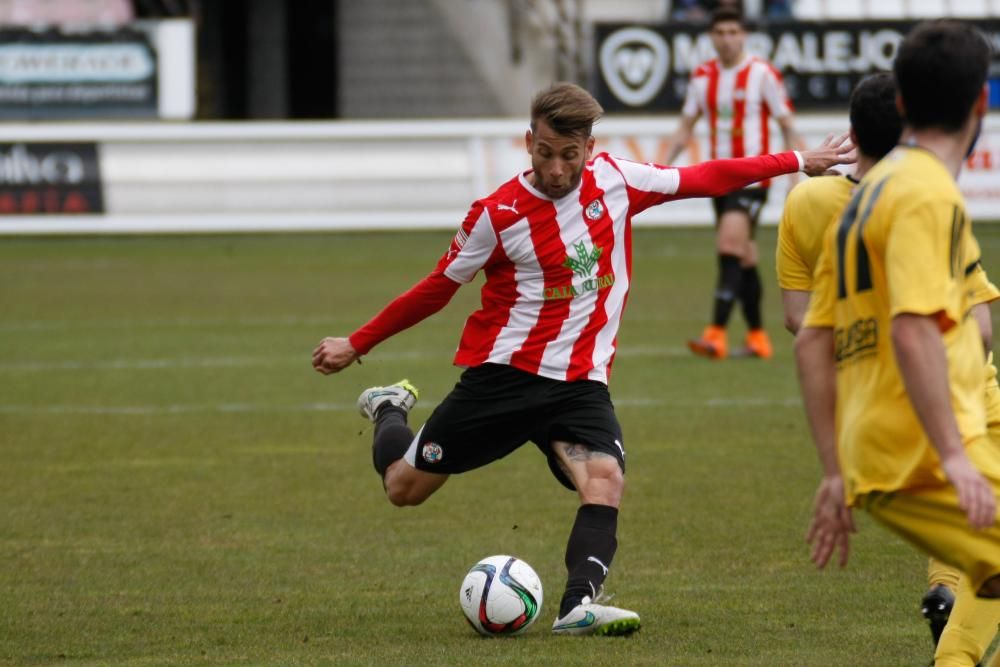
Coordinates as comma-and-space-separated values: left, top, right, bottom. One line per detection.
859, 440, 1000, 595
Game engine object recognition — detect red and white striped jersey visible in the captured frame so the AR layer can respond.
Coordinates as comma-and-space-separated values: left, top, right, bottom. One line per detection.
682, 55, 793, 163
348, 150, 802, 384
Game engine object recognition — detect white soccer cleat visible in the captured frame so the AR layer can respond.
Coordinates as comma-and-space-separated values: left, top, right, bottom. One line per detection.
356, 379, 419, 422
551, 590, 640, 636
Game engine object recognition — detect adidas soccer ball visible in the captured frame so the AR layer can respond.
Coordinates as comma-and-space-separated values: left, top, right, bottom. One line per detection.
459, 555, 543, 636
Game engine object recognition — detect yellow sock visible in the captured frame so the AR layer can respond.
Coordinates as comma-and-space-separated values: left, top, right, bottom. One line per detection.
928, 557, 962, 591
935, 574, 1000, 667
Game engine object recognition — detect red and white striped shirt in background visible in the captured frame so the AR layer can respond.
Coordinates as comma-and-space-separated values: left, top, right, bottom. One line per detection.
682, 55, 793, 169
348, 151, 803, 384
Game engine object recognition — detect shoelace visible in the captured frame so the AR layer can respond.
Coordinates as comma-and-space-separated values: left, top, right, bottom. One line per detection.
585, 585, 616, 606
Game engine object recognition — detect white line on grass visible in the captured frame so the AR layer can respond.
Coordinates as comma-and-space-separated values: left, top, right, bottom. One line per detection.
0, 396, 801, 416
0, 314, 350, 333
0, 346, 694, 372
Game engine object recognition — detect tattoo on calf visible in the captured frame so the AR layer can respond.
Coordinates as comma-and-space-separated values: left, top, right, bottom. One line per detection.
560, 443, 613, 462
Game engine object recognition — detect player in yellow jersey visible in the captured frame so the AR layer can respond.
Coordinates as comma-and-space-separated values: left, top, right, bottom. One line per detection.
777, 72, 1000, 664
776, 72, 900, 333
794, 21, 1000, 665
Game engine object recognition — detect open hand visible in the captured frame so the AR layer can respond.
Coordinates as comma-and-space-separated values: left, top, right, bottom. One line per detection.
800, 132, 856, 177
806, 475, 857, 569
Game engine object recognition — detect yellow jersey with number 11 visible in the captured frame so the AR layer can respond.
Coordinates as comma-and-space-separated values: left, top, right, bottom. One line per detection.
803, 146, 992, 504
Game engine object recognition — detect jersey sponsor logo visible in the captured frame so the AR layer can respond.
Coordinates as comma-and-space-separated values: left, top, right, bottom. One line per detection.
421, 442, 443, 463
585, 199, 605, 220
544, 273, 615, 301
564, 241, 602, 277
835, 317, 878, 363
546, 241, 614, 300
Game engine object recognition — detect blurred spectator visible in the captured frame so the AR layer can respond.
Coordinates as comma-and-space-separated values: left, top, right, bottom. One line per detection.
0, 0, 134, 25
764, 0, 793, 19
671, 0, 743, 23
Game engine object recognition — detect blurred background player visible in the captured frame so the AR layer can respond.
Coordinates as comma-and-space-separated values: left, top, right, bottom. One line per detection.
776, 70, 1000, 667
664, 6, 807, 360
795, 20, 1000, 666
312, 83, 851, 637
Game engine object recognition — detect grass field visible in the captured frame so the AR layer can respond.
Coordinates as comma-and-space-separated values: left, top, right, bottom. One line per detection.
3, 226, 999, 666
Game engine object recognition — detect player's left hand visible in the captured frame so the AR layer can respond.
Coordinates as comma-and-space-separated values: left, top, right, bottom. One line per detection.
312, 336, 360, 375
806, 474, 856, 569
800, 132, 856, 177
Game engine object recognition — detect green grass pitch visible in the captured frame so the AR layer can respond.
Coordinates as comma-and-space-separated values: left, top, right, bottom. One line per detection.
2, 226, 999, 666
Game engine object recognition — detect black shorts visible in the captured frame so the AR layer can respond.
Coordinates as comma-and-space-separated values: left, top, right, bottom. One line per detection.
712, 188, 769, 233
403, 363, 625, 491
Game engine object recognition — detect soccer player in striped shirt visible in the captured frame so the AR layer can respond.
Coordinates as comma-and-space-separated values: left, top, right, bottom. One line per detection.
665, 7, 807, 360
313, 82, 851, 636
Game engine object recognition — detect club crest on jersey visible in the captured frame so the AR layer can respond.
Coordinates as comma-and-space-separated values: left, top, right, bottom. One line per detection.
422, 443, 443, 463
585, 199, 604, 220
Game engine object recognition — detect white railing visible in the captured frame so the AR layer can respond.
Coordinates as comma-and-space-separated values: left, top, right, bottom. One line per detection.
1, 113, 997, 234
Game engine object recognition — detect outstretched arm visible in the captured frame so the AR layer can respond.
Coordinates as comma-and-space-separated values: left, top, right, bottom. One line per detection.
312, 271, 461, 375
674, 133, 854, 199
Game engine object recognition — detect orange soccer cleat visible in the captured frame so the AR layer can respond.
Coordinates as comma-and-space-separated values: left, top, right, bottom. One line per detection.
745, 328, 773, 359
688, 325, 728, 359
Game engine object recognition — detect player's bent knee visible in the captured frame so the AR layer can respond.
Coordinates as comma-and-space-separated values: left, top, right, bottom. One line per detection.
383, 463, 446, 507
976, 574, 1000, 598
385, 484, 425, 507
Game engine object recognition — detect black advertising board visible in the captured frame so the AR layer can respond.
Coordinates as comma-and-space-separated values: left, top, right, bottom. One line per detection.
593, 20, 1000, 112
0, 143, 105, 214
0, 27, 157, 119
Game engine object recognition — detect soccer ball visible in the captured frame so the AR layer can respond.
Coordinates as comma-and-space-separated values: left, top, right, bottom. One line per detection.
459, 555, 543, 636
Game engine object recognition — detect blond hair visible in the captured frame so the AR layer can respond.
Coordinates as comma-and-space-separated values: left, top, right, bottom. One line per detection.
530, 83, 603, 138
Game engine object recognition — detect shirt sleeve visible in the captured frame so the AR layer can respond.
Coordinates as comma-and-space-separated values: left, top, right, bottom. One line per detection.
776, 186, 813, 291
802, 223, 837, 329
347, 201, 498, 354
761, 64, 793, 119
886, 195, 964, 329
616, 152, 801, 215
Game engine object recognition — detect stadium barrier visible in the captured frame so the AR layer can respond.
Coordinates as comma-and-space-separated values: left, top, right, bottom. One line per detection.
0, 113, 997, 234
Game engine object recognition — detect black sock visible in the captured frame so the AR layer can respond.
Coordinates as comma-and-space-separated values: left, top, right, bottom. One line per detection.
739, 265, 763, 330
371, 406, 412, 477
711, 254, 743, 327
559, 504, 619, 618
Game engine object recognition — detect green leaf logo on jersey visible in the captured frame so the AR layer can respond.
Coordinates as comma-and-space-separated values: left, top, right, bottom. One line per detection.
564, 242, 602, 278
